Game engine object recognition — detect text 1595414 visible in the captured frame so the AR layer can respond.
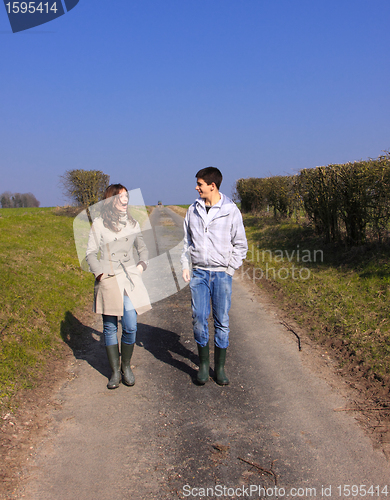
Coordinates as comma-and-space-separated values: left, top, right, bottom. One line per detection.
5, 2, 58, 14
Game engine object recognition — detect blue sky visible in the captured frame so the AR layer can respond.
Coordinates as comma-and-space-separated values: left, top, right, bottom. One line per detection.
1, 0, 389, 207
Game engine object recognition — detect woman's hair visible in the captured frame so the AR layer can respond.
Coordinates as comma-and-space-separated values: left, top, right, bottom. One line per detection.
104, 183, 128, 201
101, 183, 136, 232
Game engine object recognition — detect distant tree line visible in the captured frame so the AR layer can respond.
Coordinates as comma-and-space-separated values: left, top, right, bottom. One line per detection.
0, 191, 40, 208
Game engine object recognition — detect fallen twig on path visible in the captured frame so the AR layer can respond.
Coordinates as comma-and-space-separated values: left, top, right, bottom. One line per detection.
280, 321, 301, 351
237, 457, 278, 485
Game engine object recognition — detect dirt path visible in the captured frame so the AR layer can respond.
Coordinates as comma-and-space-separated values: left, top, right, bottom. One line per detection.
3, 207, 390, 500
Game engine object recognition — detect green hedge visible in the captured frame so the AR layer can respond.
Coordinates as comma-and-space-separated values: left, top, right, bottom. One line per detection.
234, 175, 298, 217
235, 153, 390, 245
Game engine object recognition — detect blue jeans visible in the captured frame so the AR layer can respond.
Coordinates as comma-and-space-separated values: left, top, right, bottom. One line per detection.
103, 295, 137, 346
189, 269, 232, 349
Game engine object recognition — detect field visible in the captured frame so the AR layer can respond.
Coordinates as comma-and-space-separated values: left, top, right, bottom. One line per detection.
0, 207, 94, 411
243, 212, 390, 399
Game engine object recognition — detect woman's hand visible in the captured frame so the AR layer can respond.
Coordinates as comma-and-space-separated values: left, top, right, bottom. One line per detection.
136, 264, 144, 274
182, 269, 191, 282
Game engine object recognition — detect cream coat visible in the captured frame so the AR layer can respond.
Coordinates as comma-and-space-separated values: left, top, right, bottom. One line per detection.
85, 217, 152, 316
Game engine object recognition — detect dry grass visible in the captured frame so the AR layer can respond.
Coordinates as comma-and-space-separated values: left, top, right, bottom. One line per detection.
166, 205, 188, 217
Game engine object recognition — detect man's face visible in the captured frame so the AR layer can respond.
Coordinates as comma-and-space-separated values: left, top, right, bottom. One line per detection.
196, 178, 214, 199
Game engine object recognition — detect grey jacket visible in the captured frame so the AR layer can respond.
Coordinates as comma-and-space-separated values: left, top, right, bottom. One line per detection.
181, 193, 248, 276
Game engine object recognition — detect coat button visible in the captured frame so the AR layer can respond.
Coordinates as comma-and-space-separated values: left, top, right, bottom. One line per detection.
114, 238, 117, 241
124, 254, 127, 257
112, 253, 115, 256
125, 238, 128, 241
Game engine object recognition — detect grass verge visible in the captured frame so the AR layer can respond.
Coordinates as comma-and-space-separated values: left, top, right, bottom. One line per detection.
243, 213, 390, 397
0, 207, 94, 411
167, 205, 188, 218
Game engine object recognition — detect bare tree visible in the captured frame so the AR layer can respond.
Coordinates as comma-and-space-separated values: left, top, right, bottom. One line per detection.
60, 169, 110, 208
12, 193, 22, 208
22, 193, 40, 207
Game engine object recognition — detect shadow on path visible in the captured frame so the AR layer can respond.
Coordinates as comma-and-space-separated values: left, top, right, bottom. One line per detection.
137, 322, 198, 381
60, 311, 109, 379
60, 311, 199, 383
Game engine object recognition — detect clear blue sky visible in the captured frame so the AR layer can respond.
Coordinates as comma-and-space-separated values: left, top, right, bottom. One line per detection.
1, 0, 389, 207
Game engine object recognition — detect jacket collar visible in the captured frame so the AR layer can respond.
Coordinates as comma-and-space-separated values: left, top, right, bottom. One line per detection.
194, 193, 233, 219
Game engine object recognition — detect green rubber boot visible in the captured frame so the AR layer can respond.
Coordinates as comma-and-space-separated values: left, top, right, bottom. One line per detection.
214, 346, 229, 386
106, 344, 121, 389
196, 343, 210, 384
121, 342, 135, 386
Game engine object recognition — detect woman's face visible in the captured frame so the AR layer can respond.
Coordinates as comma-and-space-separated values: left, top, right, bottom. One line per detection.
114, 189, 129, 212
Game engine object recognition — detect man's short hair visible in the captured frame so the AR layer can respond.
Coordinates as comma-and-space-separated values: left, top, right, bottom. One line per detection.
196, 167, 223, 189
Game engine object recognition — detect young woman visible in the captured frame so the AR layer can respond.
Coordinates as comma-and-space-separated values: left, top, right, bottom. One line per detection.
86, 184, 151, 389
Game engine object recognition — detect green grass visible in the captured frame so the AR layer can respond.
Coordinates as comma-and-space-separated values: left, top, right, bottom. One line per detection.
0, 207, 94, 409
243, 213, 390, 385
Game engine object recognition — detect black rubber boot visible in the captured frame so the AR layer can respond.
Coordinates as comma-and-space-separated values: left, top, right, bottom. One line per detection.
196, 343, 210, 384
121, 342, 135, 386
214, 346, 229, 386
106, 344, 121, 389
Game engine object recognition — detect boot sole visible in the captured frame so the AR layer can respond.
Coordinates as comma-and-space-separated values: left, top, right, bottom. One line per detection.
122, 380, 135, 387
121, 369, 135, 386
215, 378, 229, 386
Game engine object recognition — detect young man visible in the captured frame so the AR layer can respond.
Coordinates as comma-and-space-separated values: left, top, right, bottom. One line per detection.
181, 167, 248, 385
